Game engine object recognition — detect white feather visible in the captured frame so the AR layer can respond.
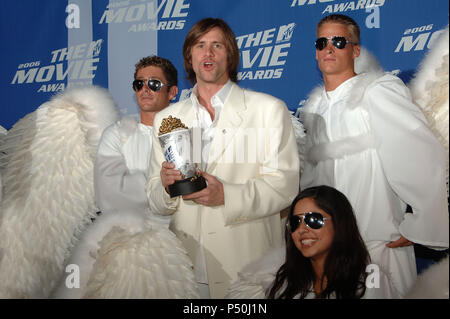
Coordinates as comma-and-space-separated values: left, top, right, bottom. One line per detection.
409, 26, 449, 150
289, 113, 306, 175
407, 255, 449, 299
354, 47, 384, 74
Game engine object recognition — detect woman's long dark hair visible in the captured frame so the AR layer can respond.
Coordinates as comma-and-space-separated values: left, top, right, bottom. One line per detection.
267, 185, 370, 299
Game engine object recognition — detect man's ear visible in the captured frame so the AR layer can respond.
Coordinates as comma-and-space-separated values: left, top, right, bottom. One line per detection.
353, 44, 361, 59
169, 85, 178, 101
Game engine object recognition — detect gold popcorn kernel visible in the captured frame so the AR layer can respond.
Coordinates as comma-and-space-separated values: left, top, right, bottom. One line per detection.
158, 115, 188, 136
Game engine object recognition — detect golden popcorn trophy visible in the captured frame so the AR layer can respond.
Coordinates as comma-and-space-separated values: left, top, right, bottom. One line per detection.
158, 116, 207, 197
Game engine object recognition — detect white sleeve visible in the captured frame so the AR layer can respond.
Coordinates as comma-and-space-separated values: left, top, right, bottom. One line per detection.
367, 75, 449, 250
94, 124, 148, 214
146, 121, 179, 216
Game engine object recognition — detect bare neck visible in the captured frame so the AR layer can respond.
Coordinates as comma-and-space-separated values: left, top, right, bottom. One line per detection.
140, 111, 156, 126
311, 258, 327, 296
323, 70, 357, 91
196, 82, 225, 121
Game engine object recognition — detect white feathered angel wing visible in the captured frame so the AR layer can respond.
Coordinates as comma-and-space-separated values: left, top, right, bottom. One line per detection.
408, 26, 449, 151
84, 223, 200, 299
51, 211, 200, 299
0, 86, 119, 298
406, 27, 449, 299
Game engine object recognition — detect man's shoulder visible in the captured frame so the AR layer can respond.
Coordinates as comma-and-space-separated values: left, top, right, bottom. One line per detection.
367, 72, 406, 89
154, 98, 192, 126
101, 120, 120, 137
100, 116, 139, 145
240, 85, 281, 102
162, 98, 191, 114
363, 72, 411, 101
237, 85, 286, 111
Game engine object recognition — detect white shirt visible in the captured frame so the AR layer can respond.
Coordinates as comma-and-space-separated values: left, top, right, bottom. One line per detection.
94, 116, 170, 226
191, 80, 232, 171
298, 266, 402, 299
189, 80, 232, 284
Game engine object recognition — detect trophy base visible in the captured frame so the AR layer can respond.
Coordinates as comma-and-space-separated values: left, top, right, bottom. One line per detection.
168, 175, 207, 198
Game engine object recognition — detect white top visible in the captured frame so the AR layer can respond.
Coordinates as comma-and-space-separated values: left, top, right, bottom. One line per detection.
299, 265, 402, 299
94, 116, 170, 226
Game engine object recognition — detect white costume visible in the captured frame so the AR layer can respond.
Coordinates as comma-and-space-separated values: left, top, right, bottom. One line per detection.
52, 116, 199, 298
299, 71, 449, 296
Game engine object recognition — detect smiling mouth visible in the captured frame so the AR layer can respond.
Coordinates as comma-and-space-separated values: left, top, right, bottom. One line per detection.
301, 239, 318, 246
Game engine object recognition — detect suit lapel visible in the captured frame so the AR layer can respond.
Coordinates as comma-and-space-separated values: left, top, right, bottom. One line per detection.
205, 84, 246, 173
179, 98, 197, 128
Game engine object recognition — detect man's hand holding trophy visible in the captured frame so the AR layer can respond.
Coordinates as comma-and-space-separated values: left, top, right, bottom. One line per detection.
158, 116, 207, 197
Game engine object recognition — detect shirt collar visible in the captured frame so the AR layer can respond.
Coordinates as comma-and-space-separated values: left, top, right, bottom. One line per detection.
191, 79, 233, 107
213, 79, 233, 105
324, 74, 361, 101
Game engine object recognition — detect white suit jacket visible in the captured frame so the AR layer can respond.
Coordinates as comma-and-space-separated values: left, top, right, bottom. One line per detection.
146, 83, 300, 298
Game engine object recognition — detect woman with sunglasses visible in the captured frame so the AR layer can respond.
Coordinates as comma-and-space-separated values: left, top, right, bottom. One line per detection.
266, 185, 400, 299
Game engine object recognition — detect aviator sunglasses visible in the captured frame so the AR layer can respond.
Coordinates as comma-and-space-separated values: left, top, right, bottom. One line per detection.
288, 212, 330, 233
315, 36, 358, 51
132, 78, 167, 92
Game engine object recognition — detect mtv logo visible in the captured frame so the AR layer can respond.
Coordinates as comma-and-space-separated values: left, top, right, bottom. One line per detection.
276, 23, 296, 43
89, 39, 103, 57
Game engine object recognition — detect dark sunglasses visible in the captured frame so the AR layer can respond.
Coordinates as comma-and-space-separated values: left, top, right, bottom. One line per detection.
315, 36, 358, 51
132, 78, 167, 92
288, 212, 330, 232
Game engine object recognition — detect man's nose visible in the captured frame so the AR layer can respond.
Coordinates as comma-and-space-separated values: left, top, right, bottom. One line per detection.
205, 45, 214, 57
325, 39, 334, 52
142, 82, 151, 92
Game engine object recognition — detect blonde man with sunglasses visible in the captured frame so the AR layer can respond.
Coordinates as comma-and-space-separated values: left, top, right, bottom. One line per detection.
300, 14, 449, 297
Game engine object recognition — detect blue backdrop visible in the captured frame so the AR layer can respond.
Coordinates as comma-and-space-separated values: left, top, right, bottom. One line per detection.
1, 0, 449, 130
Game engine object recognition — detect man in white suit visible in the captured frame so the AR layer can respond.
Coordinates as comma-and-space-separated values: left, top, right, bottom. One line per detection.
146, 18, 300, 298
